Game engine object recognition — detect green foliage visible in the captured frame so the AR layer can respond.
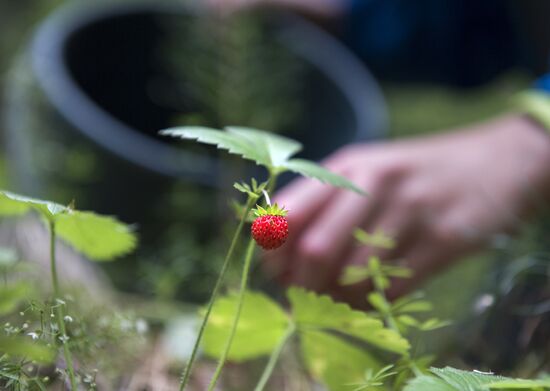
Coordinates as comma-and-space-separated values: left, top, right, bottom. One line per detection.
354, 228, 396, 249
300, 331, 381, 391
203, 291, 290, 362
405, 368, 550, 391
0, 336, 55, 363
288, 287, 409, 354
340, 256, 412, 289
0, 191, 137, 261
347, 365, 398, 391
159, 126, 366, 194
0, 282, 32, 316
55, 212, 136, 261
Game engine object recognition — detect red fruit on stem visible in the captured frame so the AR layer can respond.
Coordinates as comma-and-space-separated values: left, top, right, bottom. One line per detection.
251, 204, 288, 250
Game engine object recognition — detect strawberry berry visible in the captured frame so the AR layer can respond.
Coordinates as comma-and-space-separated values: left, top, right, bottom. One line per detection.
251, 204, 288, 250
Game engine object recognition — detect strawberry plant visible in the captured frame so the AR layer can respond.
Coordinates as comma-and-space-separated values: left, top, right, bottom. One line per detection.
0, 191, 139, 389
162, 126, 550, 391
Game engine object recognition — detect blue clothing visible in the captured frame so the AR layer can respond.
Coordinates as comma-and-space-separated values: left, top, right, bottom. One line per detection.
343, 0, 550, 92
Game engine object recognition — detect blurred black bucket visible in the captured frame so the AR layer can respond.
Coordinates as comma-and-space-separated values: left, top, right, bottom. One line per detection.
3, 0, 387, 225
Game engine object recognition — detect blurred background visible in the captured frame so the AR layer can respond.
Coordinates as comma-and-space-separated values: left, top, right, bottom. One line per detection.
0, 0, 548, 381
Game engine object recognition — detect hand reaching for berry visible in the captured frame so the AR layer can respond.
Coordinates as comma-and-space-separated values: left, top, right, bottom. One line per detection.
263, 115, 550, 307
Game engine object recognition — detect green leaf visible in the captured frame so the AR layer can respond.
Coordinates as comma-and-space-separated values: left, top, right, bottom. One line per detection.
339, 265, 371, 286
405, 367, 550, 391
160, 126, 302, 168
300, 330, 381, 391
282, 159, 366, 195
160, 126, 366, 194
0, 336, 55, 363
203, 290, 290, 362
0, 283, 32, 316
404, 375, 456, 391
0, 191, 65, 221
0, 190, 137, 261
288, 287, 409, 354
489, 379, 550, 389
226, 126, 302, 167
55, 211, 137, 261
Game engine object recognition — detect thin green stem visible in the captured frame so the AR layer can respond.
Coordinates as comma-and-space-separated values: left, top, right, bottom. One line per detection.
179, 196, 256, 391
49, 222, 77, 390
254, 323, 295, 391
207, 237, 256, 391
372, 279, 422, 379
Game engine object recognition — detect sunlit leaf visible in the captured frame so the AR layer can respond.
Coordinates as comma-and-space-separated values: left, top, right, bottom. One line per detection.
301, 330, 381, 391
288, 287, 409, 354
0, 190, 137, 261
203, 290, 290, 362
0, 336, 55, 363
55, 212, 137, 261
0, 283, 32, 316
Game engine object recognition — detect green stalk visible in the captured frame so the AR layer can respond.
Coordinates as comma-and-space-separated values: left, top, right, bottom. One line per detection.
49, 222, 77, 390
254, 323, 295, 391
207, 237, 256, 391
179, 196, 256, 391
372, 279, 422, 378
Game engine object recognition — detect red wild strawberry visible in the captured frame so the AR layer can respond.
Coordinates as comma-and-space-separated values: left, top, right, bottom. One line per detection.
251, 204, 288, 250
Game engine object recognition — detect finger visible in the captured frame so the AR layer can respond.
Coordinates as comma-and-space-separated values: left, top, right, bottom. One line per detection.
288, 188, 374, 291
263, 178, 337, 284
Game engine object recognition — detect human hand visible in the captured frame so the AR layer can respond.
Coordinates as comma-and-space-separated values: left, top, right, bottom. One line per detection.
264, 115, 550, 307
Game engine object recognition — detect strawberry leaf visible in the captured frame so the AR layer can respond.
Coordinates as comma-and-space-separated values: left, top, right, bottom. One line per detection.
282, 159, 366, 195
160, 126, 365, 194
159, 126, 302, 168
301, 330, 381, 391
288, 287, 409, 354
202, 290, 290, 362
55, 211, 137, 261
0, 190, 137, 261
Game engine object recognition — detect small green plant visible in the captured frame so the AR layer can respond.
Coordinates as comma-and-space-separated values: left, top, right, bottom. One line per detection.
0, 191, 138, 389
160, 125, 365, 390
163, 126, 550, 391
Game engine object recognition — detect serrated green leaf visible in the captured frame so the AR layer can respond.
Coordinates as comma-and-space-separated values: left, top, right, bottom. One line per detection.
203, 290, 289, 362
161, 126, 270, 166
0, 191, 65, 220
282, 159, 366, 195
160, 126, 303, 169
55, 212, 137, 261
0, 336, 55, 363
489, 379, 550, 389
0, 283, 32, 316
0, 191, 137, 261
226, 126, 303, 167
404, 375, 456, 391
301, 330, 381, 391
288, 287, 409, 354
432, 367, 507, 390
407, 367, 550, 391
